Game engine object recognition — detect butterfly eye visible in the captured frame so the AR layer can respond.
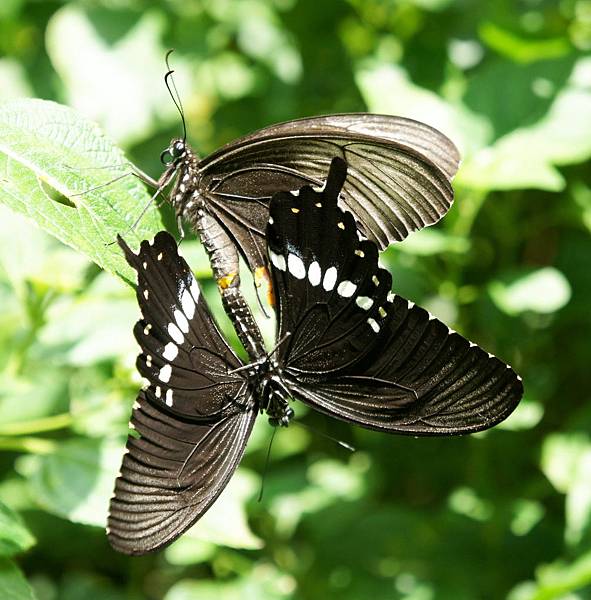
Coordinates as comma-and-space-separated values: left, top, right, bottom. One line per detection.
160, 148, 173, 165
160, 141, 185, 165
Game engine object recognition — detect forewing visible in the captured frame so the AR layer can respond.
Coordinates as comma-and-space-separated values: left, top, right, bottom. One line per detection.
119, 231, 244, 419
109, 232, 256, 554
267, 160, 523, 435
267, 158, 393, 373
200, 113, 459, 272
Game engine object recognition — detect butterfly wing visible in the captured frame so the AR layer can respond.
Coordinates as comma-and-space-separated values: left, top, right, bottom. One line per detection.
108, 232, 257, 555
267, 158, 523, 435
200, 113, 459, 273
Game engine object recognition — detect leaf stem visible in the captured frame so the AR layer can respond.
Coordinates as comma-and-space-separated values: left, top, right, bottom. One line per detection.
0, 413, 73, 436
0, 437, 56, 454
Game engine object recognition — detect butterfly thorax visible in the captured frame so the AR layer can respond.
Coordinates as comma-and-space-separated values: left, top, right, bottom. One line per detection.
255, 360, 294, 428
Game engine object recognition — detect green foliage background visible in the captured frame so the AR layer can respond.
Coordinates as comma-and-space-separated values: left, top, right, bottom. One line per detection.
0, 0, 590, 598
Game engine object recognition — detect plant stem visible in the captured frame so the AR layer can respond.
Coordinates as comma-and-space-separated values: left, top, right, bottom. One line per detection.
0, 413, 73, 436
0, 437, 56, 454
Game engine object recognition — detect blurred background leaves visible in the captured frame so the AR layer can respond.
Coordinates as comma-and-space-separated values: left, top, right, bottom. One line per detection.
0, 0, 590, 598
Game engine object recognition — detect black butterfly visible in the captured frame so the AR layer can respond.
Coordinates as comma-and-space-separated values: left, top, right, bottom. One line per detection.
145, 113, 460, 358
109, 158, 522, 555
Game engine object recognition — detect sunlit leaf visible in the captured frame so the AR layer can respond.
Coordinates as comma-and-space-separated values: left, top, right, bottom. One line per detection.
498, 399, 544, 431
479, 22, 571, 64
460, 57, 591, 191
541, 435, 591, 545
508, 550, 591, 600
182, 470, 263, 550
395, 228, 470, 256
165, 564, 295, 600
46, 5, 180, 144
489, 268, 571, 315
0, 99, 161, 281
510, 499, 545, 537
0, 59, 33, 102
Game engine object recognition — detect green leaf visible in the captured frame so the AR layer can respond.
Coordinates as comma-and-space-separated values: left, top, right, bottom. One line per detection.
0, 559, 36, 600
15, 438, 124, 528
165, 564, 295, 600
509, 550, 591, 600
355, 60, 492, 156
395, 228, 470, 256
460, 58, 591, 192
181, 470, 263, 550
46, 6, 178, 144
541, 434, 591, 545
0, 502, 35, 557
497, 399, 544, 431
489, 267, 571, 315
39, 272, 137, 366
479, 22, 571, 64
0, 98, 162, 281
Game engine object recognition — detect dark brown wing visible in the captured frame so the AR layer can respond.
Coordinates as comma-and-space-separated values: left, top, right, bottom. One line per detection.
267, 158, 523, 436
200, 113, 459, 272
108, 233, 257, 554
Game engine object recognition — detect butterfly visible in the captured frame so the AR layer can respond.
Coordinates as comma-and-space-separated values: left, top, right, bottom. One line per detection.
144, 112, 461, 358
108, 157, 522, 555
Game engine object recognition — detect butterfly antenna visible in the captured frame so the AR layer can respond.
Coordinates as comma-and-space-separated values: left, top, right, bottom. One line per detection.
292, 420, 355, 452
258, 426, 278, 502
266, 331, 291, 360
164, 49, 187, 143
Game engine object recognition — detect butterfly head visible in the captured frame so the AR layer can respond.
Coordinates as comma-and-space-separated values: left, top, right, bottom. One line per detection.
160, 138, 199, 168
158, 138, 202, 215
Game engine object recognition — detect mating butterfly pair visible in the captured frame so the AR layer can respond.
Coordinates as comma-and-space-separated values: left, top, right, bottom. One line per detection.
108, 157, 523, 555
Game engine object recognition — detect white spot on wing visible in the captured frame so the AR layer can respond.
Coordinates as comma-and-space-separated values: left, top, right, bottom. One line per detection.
268, 216, 274, 224
158, 364, 172, 383
190, 278, 200, 303
355, 296, 374, 310
165, 389, 173, 406
288, 253, 306, 279
155, 386, 161, 398
143, 289, 149, 299
163, 342, 178, 361
270, 250, 286, 271
387, 291, 396, 302
323, 266, 337, 291
308, 261, 321, 286
181, 288, 196, 319
168, 322, 184, 345
174, 309, 189, 333
337, 280, 357, 298
367, 318, 380, 333
157, 252, 163, 261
